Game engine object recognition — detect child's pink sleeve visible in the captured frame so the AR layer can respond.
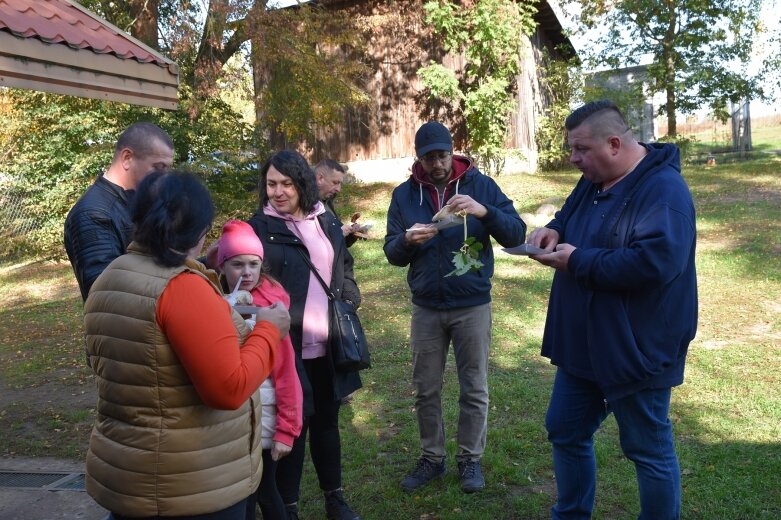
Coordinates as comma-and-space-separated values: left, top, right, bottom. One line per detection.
251, 277, 302, 445
271, 336, 304, 446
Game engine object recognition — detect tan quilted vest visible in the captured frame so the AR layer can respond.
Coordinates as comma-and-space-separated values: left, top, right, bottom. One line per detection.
83, 246, 262, 517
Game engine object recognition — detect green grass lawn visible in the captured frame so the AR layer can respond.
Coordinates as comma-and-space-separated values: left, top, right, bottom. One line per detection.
684, 117, 781, 156
1, 155, 780, 519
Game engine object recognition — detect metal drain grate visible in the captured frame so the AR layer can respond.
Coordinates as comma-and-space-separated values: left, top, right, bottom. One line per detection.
0, 471, 86, 491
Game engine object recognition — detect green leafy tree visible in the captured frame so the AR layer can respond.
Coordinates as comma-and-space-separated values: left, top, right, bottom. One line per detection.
81, 0, 182, 50
571, 0, 776, 135
1, 1, 371, 259
536, 50, 583, 169
250, 4, 371, 143
417, 0, 537, 175
0, 88, 255, 259
80, 1, 368, 141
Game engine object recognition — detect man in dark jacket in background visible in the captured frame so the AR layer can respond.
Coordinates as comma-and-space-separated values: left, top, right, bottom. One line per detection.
384, 121, 526, 494
528, 100, 697, 520
64, 122, 174, 301
315, 159, 365, 247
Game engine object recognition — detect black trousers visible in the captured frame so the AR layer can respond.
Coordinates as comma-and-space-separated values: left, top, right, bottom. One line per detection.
257, 449, 286, 519
110, 495, 256, 519
276, 355, 343, 504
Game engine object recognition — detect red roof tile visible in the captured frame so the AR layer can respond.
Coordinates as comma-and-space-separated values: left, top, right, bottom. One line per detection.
0, 0, 176, 71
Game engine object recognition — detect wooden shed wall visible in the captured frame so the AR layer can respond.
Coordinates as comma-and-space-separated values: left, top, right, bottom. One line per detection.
279, 0, 572, 171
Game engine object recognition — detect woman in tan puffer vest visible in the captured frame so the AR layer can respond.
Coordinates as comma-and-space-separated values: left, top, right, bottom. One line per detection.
83, 171, 290, 520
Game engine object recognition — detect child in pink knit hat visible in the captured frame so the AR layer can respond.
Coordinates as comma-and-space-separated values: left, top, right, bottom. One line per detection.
214, 219, 303, 519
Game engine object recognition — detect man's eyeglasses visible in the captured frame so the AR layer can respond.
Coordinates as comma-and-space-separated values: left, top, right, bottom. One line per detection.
419, 152, 452, 165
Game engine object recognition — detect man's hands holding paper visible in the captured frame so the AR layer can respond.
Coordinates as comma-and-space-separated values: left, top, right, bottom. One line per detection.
446, 194, 487, 218
404, 195, 489, 247
405, 224, 438, 246
526, 227, 575, 272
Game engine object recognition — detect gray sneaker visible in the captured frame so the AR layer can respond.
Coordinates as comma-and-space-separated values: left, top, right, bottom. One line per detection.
457, 459, 485, 493
400, 457, 446, 492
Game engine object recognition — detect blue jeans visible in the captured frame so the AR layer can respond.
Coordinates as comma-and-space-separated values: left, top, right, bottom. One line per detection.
545, 369, 681, 520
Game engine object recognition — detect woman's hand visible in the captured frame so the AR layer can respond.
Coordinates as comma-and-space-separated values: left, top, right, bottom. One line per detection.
271, 440, 292, 461
255, 302, 291, 337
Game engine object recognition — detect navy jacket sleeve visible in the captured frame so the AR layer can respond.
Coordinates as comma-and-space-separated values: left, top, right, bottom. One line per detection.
568, 175, 696, 292
478, 180, 526, 248
383, 184, 418, 267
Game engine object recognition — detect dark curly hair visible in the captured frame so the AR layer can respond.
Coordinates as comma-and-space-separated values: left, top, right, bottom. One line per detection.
131, 170, 214, 267
258, 150, 319, 214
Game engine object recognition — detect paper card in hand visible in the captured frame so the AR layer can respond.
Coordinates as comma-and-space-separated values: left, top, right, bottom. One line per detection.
432, 215, 464, 230
432, 204, 464, 231
502, 244, 548, 256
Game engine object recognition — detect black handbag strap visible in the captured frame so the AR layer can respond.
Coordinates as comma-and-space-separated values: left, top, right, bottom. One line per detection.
296, 248, 336, 302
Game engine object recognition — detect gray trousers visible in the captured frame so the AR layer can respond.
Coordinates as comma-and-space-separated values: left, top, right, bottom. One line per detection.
410, 302, 491, 462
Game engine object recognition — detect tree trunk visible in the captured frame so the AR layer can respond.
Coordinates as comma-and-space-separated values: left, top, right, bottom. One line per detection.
128, 0, 159, 50
251, 36, 270, 143
665, 82, 677, 137
191, 0, 267, 101
663, 8, 677, 137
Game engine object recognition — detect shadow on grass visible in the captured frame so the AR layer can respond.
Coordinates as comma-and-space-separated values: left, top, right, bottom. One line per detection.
1, 165, 779, 517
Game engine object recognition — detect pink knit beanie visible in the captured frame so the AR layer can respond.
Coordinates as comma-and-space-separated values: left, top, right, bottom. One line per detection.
216, 220, 264, 266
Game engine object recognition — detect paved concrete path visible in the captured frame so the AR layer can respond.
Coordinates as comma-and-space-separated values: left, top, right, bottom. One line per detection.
0, 457, 107, 520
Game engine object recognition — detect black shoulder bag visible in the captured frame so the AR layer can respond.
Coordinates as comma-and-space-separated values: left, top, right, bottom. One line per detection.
297, 249, 370, 372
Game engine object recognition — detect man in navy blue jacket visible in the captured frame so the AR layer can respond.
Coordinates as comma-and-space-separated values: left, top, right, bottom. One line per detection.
528, 100, 697, 520
384, 121, 526, 494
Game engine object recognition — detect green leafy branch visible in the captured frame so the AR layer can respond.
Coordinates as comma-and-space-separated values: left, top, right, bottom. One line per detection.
445, 213, 484, 277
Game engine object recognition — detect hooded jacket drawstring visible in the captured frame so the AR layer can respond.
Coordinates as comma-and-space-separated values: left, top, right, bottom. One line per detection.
413, 156, 471, 210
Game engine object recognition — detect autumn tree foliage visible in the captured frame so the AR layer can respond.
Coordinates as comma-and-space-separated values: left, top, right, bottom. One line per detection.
1, 0, 368, 258
570, 0, 776, 136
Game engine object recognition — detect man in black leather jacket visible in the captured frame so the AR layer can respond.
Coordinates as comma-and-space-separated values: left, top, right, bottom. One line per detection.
64, 122, 174, 301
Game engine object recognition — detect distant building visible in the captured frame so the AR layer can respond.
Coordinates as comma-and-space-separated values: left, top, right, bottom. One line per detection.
588, 65, 658, 143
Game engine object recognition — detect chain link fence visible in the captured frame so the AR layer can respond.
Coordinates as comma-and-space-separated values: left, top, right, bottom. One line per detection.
0, 176, 39, 262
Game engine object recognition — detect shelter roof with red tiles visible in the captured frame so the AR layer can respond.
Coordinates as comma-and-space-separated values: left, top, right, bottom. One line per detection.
0, 0, 179, 109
